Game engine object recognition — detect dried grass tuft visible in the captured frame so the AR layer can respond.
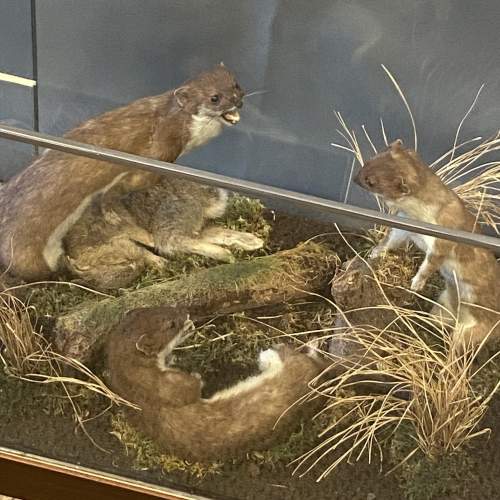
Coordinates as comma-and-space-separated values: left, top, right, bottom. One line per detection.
0, 289, 40, 374
294, 312, 499, 480
0, 281, 136, 449
292, 240, 499, 481
433, 134, 500, 233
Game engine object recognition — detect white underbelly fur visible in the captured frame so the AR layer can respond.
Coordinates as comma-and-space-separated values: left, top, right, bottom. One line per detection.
43, 172, 128, 271
207, 349, 283, 402
409, 232, 435, 254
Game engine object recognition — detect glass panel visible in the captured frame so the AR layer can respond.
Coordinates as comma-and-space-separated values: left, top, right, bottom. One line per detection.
0, 0, 33, 78
0, 1, 499, 499
0, 83, 35, 180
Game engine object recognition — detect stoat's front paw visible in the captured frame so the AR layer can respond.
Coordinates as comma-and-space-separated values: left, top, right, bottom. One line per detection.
410, 275, 426, 292
182, 316, 195, 333
370, 245, 387, 259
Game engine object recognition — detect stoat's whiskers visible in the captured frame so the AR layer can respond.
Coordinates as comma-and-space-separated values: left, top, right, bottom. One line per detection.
244, 89, 269, 99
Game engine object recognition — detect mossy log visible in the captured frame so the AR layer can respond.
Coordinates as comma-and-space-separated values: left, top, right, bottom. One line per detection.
54, 242, 338, 361
330, 251, 420, 330
329, 251, 436, 367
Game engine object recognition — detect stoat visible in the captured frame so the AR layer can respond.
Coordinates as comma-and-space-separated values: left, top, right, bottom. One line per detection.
354, 140, 500, 350
107, 307, 326, 461
0, 64, 244, 282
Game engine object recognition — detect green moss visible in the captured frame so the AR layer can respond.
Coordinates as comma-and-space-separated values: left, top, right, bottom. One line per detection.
390, 428, 474, 500
110, 413, 222, 478
0, 366, 109, 424
223, 195, 270, 237
248, 413, 331, 468
24, 282, 102, 321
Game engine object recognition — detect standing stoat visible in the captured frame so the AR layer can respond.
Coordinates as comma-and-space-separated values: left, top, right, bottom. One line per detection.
0, 64, 244, 282
107, 307, 326, 461
354, 140, 499, 350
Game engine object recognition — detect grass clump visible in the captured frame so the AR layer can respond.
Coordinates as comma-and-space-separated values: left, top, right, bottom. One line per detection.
0, 289, 41, 374
0, 282, 134, 449
289, 232, 498, 484
110, 413, 222, 478
292, 260, 500, 481
222, 195, 271, 242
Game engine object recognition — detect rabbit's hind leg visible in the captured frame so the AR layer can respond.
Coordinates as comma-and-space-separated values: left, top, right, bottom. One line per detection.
200, 226, 264, 251
175, 238, 235, 262
66, 237, 166, 290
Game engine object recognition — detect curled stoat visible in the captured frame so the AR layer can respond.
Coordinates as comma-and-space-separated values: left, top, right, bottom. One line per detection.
107, 307, 326, 461
0, 64, 244, 282
354, 140, 500, 350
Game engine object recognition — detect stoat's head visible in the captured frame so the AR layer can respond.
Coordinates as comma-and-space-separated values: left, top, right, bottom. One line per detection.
174, 63, 244, 126
354, 139, 425, 203
115, 307, 189, 361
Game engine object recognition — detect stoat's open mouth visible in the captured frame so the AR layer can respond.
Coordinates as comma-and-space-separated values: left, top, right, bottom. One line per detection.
221, 110, 240, 125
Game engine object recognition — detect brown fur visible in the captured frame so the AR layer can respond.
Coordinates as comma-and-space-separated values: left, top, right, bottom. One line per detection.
107, 307, 326, 461
0, 65, 244, 281
354, 140, 500, 350
63, 178, 263, 290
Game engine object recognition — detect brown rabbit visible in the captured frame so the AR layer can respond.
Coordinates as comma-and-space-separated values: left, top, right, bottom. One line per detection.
63, 177, 263, 290
107, 307, 326, 461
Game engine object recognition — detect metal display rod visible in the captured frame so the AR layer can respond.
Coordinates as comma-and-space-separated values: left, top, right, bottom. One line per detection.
0, 123, 499, 252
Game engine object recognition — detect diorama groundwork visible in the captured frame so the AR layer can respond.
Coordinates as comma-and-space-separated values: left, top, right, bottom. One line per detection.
1, 198, 499, 500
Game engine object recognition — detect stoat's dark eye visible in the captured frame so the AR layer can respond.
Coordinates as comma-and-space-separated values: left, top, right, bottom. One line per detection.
211, 94, 220, 103
234, 83, 241, 91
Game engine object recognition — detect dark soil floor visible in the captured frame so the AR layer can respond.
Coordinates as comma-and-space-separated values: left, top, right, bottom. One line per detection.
1, 211, 499, 500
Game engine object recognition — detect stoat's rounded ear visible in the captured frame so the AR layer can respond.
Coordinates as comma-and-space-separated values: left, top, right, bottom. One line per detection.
135, 333, 162, 357
219, 61, 225, 67
390, 139, 404, 150
174, 86, 189, 107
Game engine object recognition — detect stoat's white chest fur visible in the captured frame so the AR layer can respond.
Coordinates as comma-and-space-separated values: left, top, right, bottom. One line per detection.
184, 112, 223, 153
395, 206, 437, 255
